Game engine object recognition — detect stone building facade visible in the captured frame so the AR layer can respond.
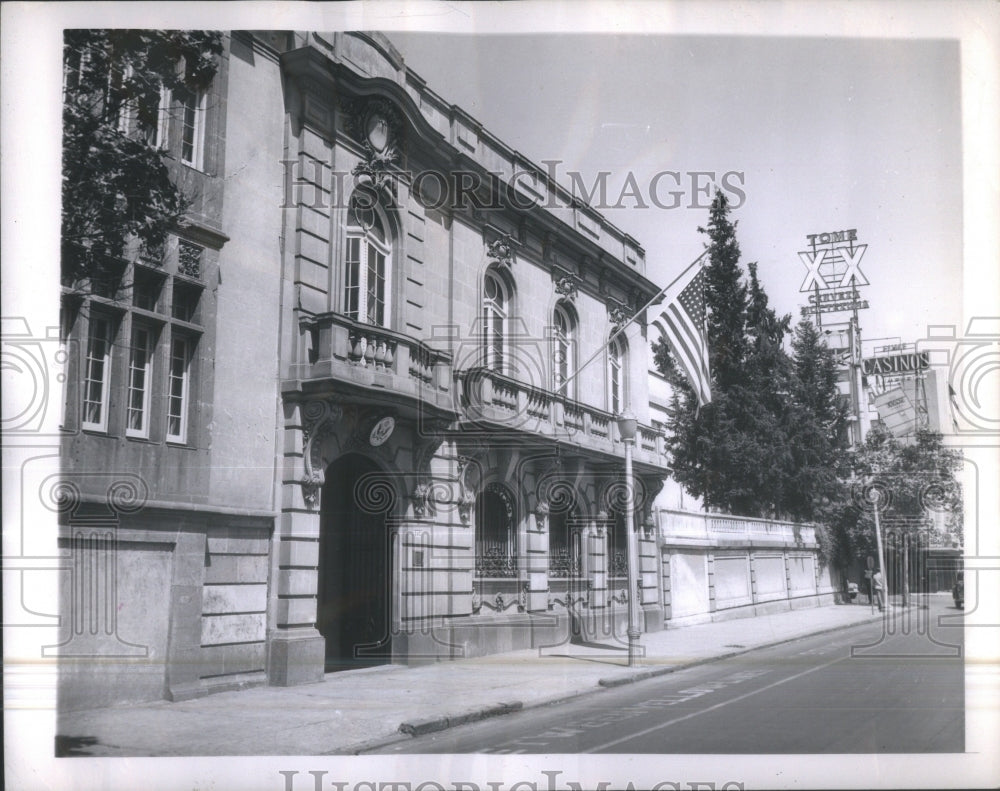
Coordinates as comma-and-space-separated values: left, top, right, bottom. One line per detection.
56, 31, 832, 710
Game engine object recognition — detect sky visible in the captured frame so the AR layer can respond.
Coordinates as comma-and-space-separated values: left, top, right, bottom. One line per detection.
388, 32, 964, 351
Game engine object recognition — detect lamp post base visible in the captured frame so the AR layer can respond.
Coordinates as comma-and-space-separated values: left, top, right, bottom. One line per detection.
627, 627, 641, 667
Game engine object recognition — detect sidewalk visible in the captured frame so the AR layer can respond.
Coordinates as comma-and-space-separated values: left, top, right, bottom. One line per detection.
57, 600, 888, 756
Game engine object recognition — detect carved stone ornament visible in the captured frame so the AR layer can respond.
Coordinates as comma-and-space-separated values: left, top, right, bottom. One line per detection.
457, 456, 478, 524
535, 499, 550, 531
458, 488, 476, 524
643, 513, 656, 539
609, 302, 632, 332
300, 398, 344, 507
487, 233, 515, 268
411, 481, 434, 520
343, 97, 403, 197
554, 273, 579, 302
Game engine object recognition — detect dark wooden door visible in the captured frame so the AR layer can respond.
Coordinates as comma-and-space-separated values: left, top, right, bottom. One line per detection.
318, 454, 392, 671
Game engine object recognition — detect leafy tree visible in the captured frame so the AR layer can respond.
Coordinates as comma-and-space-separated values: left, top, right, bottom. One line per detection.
61, 29, 222, 286
837, 424, 963, 557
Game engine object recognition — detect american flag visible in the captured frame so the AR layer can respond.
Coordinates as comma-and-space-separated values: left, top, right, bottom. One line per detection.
651, 263, 712, 408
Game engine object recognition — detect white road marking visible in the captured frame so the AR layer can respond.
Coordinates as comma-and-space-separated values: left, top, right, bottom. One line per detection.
590, 652, 852, 752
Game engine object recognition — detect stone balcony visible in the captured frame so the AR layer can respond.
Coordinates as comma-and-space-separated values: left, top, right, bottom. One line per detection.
288, 317, 667, 468
291, 312, 455, 414
456, 366, 667, 469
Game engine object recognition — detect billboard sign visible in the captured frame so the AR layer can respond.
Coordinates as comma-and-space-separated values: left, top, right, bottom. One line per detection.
873, 387, 917, 437
862, 351, 931, 377
798, 229, 870, 318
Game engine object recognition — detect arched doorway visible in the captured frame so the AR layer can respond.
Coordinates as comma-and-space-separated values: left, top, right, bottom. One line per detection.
318, 453, 395, 672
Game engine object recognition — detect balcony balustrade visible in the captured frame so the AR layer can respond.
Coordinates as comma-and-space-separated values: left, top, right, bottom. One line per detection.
457, 366, 666, 468
293, 313, 453, 411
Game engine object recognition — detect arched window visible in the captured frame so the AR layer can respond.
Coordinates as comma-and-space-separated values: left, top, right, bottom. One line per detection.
474, 483, 517, 578
482, 269, 510, 372
608, 335, 628, 415
552, 302, 577, 396
344, 194, 391, 326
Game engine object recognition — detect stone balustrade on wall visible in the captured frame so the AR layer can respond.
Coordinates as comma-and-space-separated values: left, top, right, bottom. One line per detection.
661, 508, 818, 547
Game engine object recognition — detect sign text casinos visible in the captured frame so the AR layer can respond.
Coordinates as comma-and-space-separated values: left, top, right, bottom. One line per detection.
862, 351, 930, 376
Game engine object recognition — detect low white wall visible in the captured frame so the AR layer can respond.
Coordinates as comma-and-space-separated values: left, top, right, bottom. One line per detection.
669, 551, 710, 618
658, 509, 831, 625
713, 553, 753, 608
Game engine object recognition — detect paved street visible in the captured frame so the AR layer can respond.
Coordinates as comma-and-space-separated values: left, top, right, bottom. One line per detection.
370, 598, 963, 753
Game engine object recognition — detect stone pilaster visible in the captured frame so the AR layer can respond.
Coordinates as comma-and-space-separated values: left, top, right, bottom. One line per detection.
268, 397, 340, 686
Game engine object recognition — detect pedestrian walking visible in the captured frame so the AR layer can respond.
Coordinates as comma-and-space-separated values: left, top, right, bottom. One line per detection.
872, 569, 886, 612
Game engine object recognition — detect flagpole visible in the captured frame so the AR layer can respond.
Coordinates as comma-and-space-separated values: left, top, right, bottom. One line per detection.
554, 248, 709, 395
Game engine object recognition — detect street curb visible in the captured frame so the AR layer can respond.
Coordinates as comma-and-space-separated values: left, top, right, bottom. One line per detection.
398, 701, 524, 737
349, 609, 888, 753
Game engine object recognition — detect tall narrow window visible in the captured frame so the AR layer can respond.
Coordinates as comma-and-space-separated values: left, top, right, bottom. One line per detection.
482, 269, 509, 373
177, 88, 205, 169
166, 335, 191, 443
126, 324, 154, 437
343, 197, 391, 326
609, 335, 628, 414
139, 86, 169, 149
552, 303, 576, 396
82, 314, 113, 431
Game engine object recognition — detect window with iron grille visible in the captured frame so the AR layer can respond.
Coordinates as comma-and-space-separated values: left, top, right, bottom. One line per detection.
475, 484, 518, 578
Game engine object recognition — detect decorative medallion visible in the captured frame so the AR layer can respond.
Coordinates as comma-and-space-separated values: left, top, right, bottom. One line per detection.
342, 97, 403, 196
365, 112, 390, 152
369, 415, 395, 447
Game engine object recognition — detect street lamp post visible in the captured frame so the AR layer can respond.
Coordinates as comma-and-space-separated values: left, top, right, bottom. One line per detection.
869, 483, 888, 614
616, 410, 641, 667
